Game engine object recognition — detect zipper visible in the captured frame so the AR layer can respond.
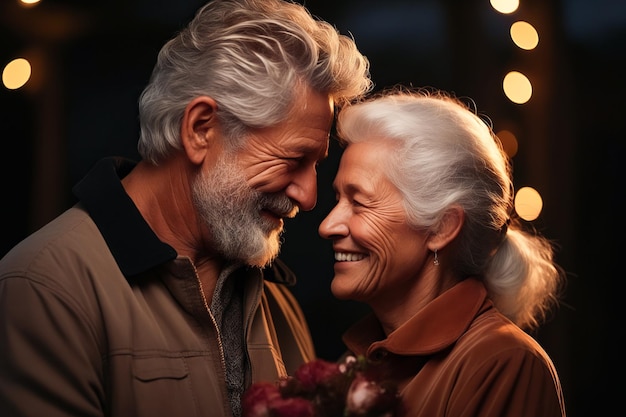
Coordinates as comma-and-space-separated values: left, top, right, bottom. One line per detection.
193, 265, 227, 382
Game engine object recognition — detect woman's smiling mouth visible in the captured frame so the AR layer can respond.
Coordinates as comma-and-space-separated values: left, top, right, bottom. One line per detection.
334, 252, 366, 262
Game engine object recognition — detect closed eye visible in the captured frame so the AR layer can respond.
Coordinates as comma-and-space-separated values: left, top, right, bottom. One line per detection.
352, 199, 364, 207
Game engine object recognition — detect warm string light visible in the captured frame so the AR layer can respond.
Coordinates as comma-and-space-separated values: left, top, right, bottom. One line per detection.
510, 21, 539, 50
2, 0, 42, 90
490, 0, 543, 220
2, 58, 32, 90
490, 0, 519, 14
503, 71, 532, 104
515, 187, 543, 221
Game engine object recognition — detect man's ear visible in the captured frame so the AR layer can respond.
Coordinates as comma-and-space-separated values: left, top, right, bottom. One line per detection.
428, 205, 465, 251
180, 96, 219, 166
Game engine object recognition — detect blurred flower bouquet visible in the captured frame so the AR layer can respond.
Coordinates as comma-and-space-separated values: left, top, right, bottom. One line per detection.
242, 355, 400, 417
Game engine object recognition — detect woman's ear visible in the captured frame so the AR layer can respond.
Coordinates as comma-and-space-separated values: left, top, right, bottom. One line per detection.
428, 205, 465, 251
180, 96, 219, 166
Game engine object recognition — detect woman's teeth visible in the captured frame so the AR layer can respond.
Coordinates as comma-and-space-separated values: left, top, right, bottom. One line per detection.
334, 252, 366, 262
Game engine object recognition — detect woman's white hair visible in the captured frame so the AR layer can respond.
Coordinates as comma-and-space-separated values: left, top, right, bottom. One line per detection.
336, 87, 564, 330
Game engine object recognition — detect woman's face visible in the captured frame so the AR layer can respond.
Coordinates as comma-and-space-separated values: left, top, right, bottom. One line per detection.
319, 141, 430, 305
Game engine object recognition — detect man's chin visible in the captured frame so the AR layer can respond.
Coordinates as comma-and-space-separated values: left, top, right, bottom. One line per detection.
246, 252, 279, 268
244, 234, 281, 268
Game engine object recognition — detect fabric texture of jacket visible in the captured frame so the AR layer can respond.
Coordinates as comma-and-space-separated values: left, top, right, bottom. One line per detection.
343, 278, 566, 417
0, 157, 315, 417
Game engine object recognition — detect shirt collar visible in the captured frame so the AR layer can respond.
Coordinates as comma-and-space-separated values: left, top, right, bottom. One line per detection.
71, 157, 296, 286
343, 278, 490, 357
72, 157, 177, 278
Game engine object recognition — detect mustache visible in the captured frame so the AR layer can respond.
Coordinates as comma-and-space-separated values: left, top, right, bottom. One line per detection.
259, 192, 299, 218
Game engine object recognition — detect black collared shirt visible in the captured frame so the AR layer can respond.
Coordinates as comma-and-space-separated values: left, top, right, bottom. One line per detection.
72, 156, 177, 277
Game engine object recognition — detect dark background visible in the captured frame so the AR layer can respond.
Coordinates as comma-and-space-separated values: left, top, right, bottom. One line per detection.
1, 0, 624, 416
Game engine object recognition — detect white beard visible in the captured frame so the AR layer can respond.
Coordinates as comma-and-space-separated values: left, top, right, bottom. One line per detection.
192, 154, 297, 267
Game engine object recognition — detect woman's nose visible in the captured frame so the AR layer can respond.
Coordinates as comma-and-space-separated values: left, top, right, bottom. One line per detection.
318, 205, 348, 239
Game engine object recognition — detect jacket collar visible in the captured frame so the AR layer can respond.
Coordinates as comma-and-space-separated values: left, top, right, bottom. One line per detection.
343, 278, 490, 357
72, 157, 177, 278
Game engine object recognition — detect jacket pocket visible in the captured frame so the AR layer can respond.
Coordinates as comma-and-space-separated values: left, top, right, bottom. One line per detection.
112, 357, 198, 417
133, 356, 189, 381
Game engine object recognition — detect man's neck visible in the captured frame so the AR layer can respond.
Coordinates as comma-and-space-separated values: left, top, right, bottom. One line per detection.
122, 157, 225, 297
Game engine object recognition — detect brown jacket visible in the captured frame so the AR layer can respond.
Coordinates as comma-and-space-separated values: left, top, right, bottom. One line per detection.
343, 278, 566, 417
0, 158, 315, 417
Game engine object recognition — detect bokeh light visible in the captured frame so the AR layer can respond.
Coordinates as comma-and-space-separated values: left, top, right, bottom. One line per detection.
503, 71, 532, 104
514, 186, 543, 221
2, 58, 32, 90
496, 129, 518, 158
511, 21, 539, 50
490, 0, 519, 14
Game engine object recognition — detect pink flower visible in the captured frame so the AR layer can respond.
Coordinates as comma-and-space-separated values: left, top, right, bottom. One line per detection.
242, 382, 315, 417
269, 397, 315, 417
242, 382, 282, 417
242, 356, 400, 417
346, 374, 399, 417
292, 359, 342, 391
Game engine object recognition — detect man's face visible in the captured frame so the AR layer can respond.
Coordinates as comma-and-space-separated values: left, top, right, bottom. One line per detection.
193, 87, 334, 267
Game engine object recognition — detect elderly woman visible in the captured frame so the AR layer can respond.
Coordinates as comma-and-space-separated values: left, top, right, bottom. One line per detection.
319, 89, 566, 417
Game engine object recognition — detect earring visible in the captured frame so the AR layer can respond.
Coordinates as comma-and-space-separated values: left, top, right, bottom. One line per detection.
433, 249, 440, 266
